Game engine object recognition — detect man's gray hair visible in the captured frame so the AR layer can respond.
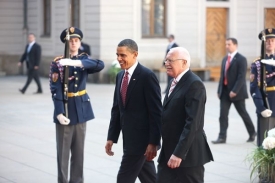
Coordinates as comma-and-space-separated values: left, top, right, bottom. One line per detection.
170, 47, 191, 67
118, 39, 138, 53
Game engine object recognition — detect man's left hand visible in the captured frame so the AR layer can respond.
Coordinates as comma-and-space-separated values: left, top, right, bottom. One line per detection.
59, 58, 83, 67
229, 91, 236, 98
144, 144, 157, 161
34, 66, 39, 70
167, 154, 182, 169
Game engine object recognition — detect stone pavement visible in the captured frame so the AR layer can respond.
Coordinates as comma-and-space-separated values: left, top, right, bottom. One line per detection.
0, 76, 260, 183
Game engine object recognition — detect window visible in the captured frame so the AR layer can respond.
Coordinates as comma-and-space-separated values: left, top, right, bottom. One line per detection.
142, 0, 166, 38
43, 0, 51, 36
71, 0, 80, 28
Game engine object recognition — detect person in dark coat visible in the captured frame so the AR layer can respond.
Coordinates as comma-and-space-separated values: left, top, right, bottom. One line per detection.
105, 39, 162, 183
163, 34, 179, 93
49, 27, 104, 183
212, 38, 256, 144
18, 33, 43, 94
157, 47, 213, 183
78, 42, 91, 56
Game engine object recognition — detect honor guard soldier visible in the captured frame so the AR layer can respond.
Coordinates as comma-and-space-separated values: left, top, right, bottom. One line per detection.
49, 27, 104, 183
250, 28, 275, 147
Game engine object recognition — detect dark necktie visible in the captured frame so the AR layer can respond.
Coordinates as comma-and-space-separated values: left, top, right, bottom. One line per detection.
121, 71, 129, 106
224, 55, 231, 85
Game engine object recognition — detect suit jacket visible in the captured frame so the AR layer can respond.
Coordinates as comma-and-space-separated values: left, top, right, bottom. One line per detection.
20, 43, 41, 69
79, 42, 91, 56
159, 70, 213, 167
217, 52, 249, 101
49, 53, 104, 125
107, 63, 162, 155
166, 42, 179, 55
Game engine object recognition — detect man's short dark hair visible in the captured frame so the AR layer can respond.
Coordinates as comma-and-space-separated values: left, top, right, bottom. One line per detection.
118, 39, 138, 53
168, 34, 175, 39
227, 38, 238, 45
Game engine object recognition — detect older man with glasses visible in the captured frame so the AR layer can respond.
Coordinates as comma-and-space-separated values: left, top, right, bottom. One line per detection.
157, 47, 213, 183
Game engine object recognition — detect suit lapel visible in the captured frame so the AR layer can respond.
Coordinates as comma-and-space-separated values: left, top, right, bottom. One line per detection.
163, 80, 172, 104
124, 63, 141, 107
163, 70, 191, 107
228, 52, 238, 70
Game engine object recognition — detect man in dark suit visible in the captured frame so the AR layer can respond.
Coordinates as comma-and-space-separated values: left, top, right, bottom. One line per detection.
18, 33, 43, 94
157, 47, 213, 183
78, 42, 91, 55
212, 38, 256, 144
105, 39, 162, 183
164, 34, 179, 93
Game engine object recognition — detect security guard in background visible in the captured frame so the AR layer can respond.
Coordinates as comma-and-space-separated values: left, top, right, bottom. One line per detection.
250, 28, 275, 147
49, 27, 104, 183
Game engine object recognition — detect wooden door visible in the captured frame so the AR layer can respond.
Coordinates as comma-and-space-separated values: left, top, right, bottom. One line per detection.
265, 8, 275, 28
206, 8, 228, 66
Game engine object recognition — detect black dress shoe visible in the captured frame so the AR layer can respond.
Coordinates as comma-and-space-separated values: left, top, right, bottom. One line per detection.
212, 138, 226, 144
247, 132, 256, 142
19, 89, 25, 94
33, 91, 43, 94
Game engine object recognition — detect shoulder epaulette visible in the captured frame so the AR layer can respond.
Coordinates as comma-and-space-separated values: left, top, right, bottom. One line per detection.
253, 57, 261, 63
53, 55, 64, 62
78, 52, 89, 57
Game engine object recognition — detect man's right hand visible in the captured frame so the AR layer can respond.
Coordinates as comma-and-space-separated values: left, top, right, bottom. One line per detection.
261, 109, 272, 118
18, 62, 22, 67
57, 114, 70, 125
105, 140, 114, 156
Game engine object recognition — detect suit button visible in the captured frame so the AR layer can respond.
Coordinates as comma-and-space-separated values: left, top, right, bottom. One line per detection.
74, 71, 77, 74
75, 84, 77, 87
76, 77, 78, 80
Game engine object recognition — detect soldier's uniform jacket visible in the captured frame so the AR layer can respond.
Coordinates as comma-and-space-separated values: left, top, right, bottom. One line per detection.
250, 54, 275, 116
50, 53, 104, 125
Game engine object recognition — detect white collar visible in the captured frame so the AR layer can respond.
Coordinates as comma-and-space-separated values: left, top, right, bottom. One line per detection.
175, 68, 189, 82
124, 61, 138, 76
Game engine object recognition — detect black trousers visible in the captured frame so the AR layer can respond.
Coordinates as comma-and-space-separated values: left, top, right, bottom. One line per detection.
157, 163, 204, 183
22, 67, 42, 92
257, 116, 275, 146
117, 154, 156, 183
219, 86, 255, 139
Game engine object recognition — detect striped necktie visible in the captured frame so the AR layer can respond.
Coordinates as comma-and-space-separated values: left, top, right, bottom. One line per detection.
168, 78, 178, 97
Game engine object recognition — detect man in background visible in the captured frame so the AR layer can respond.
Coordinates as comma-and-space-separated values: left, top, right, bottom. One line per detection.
163, 34, 179, 93
78, 42, 91, 56
212, 38, 256, 144
18, 33, 43, 94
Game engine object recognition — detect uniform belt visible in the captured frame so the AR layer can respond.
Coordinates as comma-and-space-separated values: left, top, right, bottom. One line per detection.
266, 86, 275, 92
67, 90, 86, 97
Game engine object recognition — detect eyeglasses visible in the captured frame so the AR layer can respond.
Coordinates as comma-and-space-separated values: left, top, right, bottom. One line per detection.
164, 59, 186, 64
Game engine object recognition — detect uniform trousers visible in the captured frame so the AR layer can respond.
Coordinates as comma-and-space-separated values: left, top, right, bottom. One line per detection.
219, 86, 255, 139
56, 122, 86, 183
117, 154, 156, 183
22, 66, 42, 92
156, 163, 204, 183
257, 116, 275, 146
